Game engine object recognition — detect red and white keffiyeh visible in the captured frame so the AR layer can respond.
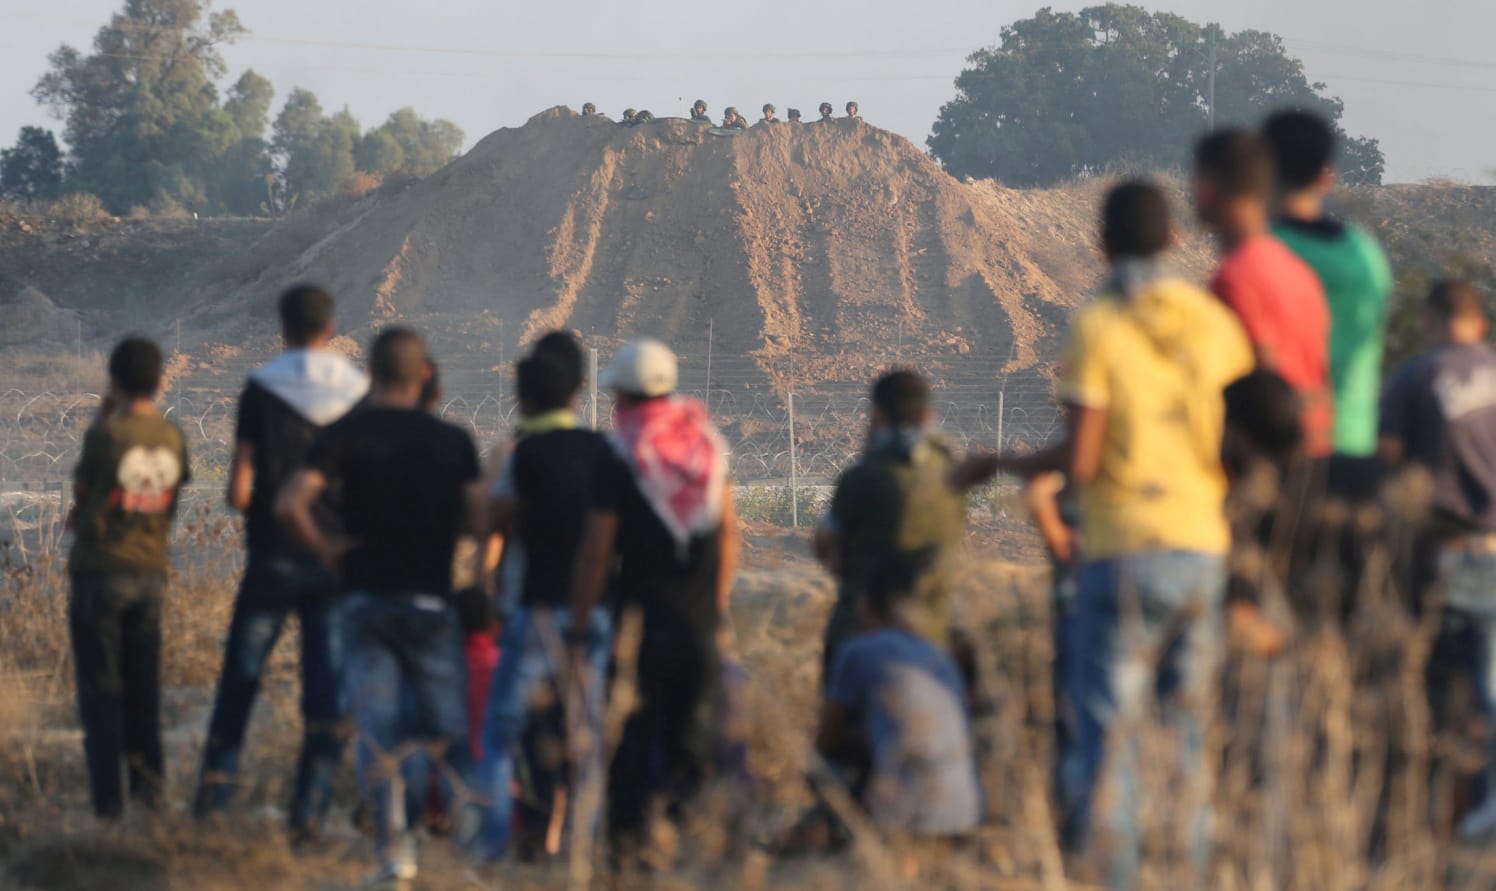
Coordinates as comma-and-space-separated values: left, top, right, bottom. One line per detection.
610, 396, 728, 548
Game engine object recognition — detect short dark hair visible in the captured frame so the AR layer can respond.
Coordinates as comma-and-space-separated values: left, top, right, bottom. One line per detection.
1195, 129, 1275, 198
1262, 110, 1336, 192
532, 330, 584, 397
864, 550, 931, 620
1428, 279, 1487, 322
420, 359, 442, 410
109, 337, 164, 399
369, 327, 428, 389
516, 353, 574, 413
1224, 371, 1303, 462
277, 284, 335, 345
1102, 180, 1171, 259
871, 370, 930, 427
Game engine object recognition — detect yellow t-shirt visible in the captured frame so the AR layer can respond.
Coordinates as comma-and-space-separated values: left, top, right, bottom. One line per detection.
1060, 277, 1253, 559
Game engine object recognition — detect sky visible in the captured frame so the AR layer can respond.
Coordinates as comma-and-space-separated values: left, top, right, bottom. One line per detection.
0, 0, 1492, 184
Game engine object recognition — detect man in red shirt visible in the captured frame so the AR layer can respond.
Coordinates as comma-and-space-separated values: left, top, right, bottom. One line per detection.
1195, 129, 1333, 456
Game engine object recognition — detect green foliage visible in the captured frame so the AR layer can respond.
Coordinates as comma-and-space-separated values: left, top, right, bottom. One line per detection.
356, 108, 464, 177
0, 127, 65, 200
929, 4, 1385, 187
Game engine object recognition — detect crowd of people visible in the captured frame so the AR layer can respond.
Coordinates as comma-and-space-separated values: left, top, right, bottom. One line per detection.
61, 105, 1496, 889
593, 99, 860, 128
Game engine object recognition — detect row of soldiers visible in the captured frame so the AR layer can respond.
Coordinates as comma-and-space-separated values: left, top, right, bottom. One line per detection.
580, 99, 860, 129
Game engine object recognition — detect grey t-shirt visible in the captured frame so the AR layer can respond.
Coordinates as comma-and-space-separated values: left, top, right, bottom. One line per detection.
1381, 342, 1496, 532
827, 628, 981, 836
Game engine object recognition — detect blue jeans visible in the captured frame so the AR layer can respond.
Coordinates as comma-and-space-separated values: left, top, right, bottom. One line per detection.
1065, 551, 1225, 891
342, 593, 472, 860
1440, 550, 1496, 787
476, 606, 612, 861
196, 555, 344, 832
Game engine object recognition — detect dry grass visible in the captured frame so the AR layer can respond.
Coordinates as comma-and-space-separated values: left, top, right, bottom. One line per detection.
0, 523, 1491, 890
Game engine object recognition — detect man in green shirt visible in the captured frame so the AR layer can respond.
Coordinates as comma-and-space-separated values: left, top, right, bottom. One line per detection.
1264, 110, 1393, 457
814, 371, 970, 680
69, 337, 191, 819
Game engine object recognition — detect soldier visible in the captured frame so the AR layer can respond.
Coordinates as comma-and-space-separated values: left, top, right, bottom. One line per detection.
721, 107, 748, 130
787, 108, 802, 123
690, 99, 711, 123
634, 110, 655, 125
761, 103, 778, 124
818, 102, 835, 122
845, 100, 860, 119
582, 102, 598, 117
620, 108, 637, 126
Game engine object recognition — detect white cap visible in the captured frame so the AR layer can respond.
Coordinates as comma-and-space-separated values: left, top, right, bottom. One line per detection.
601, 338, 678, 397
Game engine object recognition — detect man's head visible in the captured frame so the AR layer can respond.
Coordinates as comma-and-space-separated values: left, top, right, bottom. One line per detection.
516, 353, 575, 417
419, 359, 442, 412
859, 551, 922, 630
108, 337, 164, 402
368, 327, 430, 405
1425, 279, 1490, 346
763, 103, 776, 119
693, 99, 707, 115
725, 106, 740, 122
532, 330, 584, 399
278, 284, 335, 348
870, 370, 931, 432
1193, 129, 1275, 232
845, 101, 858, 116
819, 101, 833, 118
1223, 370, 1303, 472
1101, 179, 1172, 261
582, 102, 597, 116
787, 108, 802, 122
601, 338, 678, 403
1263, 110, 1336, 197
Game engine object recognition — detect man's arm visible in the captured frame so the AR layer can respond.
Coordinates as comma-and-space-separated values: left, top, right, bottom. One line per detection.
991, 402, 1105, 483
716, 486, 739, 616
274, 469, 345, 571
227, 442, 254, 513
569, 510, 619, 631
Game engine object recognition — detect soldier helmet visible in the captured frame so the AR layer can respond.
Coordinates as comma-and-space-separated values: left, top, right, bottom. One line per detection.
787, 107, 802, 120
582, 102, 597, 115
693, 99, 707, 112
819, 101, 833, 115
763, 103, 776, 114
725, 106, 739, 118
636, 110, 654, 122
846, 101, 858, 114
622, 108, 637, 119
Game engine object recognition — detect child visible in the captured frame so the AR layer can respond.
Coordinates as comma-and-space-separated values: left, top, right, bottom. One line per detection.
69, 337, 191, 819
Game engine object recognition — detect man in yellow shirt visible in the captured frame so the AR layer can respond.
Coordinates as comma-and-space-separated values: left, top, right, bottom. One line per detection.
977, 180, 1252, 887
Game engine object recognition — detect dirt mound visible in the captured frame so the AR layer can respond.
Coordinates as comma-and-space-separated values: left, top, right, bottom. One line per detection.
219, 107, 1128, 392
0, 277, 79, 348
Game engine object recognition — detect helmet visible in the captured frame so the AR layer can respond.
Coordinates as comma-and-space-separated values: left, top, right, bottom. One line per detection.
819, 101, 833, 115
622, 108, 637, 120
582, 102, 597, 115
787, 107, 802, 120
636, 110, 654, 122
725, 106, 739, 117
846, 100, 858, 114
763, 103, 775, 114
693, 99, 707, 112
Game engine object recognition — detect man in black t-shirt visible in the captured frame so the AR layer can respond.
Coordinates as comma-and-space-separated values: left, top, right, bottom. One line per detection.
568, 338, 740, 874
195, 285, 367, 838
277, 327, 483, 884
475, 353, 612, 862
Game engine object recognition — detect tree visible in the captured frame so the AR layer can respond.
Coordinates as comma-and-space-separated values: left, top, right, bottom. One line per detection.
929, 5, 1385, 186
273, 90, 358, 200
356, 108, 464, 176
0, 127, 65, 200
32, 0, 248, 212
208, 70, 274, 214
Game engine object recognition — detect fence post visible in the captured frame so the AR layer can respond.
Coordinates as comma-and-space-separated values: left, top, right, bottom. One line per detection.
788, 392, 799, 528
997, 389, 1005, 451
589, 348, 599, 430
705, 318, 714, 413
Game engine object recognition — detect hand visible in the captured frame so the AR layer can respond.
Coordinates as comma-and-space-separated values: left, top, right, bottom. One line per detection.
318, 536, 354, 574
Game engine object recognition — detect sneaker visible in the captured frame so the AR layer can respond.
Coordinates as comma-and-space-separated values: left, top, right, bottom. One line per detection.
1459, 797, 1496, 842
364, 836, 419, 887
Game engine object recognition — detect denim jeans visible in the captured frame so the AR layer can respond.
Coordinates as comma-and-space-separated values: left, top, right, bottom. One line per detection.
476, 606, 612, 861
1064, 550, 1225, 891
1439, 549, 1496, 787
342, 592, 472, 861
69, 571, 166, 819
196, 555, 345, 831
